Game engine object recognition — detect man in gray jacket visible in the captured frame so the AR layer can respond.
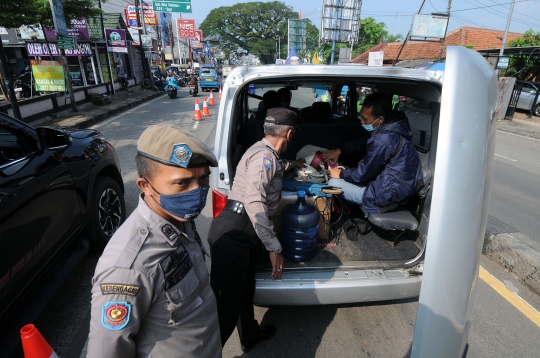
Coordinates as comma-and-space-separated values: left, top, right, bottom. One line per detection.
87, 125, 221, 358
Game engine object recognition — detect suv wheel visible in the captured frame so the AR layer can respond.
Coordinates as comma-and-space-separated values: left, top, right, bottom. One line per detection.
534, 103, 540, 117
91, 176, 126, 249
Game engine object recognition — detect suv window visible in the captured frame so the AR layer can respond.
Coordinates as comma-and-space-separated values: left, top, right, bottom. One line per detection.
0, 125, 33, 166
403, 98, 432, 151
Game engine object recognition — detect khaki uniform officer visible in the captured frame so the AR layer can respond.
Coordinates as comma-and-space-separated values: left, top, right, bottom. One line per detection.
207, 108, 305, 353
87, 125, 221, 358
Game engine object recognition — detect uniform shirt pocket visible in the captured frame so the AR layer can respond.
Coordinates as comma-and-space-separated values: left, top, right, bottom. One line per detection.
165, 269, 203, 324
270, 177, 283, 191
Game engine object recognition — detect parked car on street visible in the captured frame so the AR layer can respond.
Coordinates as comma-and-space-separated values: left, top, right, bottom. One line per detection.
0, 113, 125, 353
516, 80, 540, 116
212, 46, 498, 357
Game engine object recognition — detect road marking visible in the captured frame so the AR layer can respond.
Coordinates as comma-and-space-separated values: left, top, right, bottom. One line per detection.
479, 266, 540, 328
193, 120, 199, 129
495, 153, 517, 162
497, 130, 540, 143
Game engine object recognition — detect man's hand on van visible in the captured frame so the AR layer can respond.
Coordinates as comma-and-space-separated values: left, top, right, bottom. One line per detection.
322, 149, 341, 162
328, 167, 343, 179
269, 252, 284, 280
295, 158, 307, 169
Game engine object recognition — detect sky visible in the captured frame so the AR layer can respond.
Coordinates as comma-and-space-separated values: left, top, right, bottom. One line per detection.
185, 0, 540, 37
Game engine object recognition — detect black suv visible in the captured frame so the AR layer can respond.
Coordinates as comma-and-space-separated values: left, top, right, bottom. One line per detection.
0, 113, 125, 352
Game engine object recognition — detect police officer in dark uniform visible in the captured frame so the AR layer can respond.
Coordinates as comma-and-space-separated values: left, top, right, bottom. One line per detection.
88, 125, 221, 358
207, 108, 305, 352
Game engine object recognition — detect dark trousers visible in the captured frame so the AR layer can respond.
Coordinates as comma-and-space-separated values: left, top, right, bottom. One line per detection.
208, 209, 263, 347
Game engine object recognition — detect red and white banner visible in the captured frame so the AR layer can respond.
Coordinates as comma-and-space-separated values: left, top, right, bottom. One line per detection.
125, 4, 156, 27
177, 19, 197, 39
195, 30, 203, 42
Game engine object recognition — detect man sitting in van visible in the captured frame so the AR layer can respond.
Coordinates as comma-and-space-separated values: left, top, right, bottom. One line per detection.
324, 92, 423, 217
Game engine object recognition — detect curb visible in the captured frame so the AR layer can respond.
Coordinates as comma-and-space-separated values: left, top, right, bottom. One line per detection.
483, 216, 540, 294
59, 91, 166, 130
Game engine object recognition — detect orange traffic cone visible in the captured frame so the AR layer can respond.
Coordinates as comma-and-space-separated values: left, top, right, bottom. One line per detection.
218, 86, 222, 100
194, 99, 203, 120
202, 97, 210, 116
20, 324, 59, 358
209, 90, 215, 105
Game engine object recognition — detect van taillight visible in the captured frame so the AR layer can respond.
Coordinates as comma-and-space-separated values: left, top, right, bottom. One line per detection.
214, 78, 218, 82
212, 189, 227, 218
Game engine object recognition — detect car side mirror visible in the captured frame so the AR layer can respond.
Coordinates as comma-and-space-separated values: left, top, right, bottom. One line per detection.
36, 127, 72, 150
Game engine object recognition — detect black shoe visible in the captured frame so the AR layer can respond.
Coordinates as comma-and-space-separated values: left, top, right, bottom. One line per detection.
241, 325, 277, 353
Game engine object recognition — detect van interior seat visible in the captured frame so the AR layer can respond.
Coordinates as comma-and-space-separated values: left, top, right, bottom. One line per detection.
301, 102, 331, 121
367, 166, 432, 231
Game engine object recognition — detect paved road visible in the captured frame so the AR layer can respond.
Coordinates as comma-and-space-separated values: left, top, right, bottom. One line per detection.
489, 130, 540, 244
27, 93, 540, 358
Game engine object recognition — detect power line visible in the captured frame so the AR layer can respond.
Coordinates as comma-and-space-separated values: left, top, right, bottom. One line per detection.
487, 0, 537, 21
450, 0, 530, 12
464, 0, 539, 28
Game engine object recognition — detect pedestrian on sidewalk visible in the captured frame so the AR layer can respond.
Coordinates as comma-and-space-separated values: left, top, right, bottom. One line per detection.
87, 125, 222, 358
115, 60, 129, 91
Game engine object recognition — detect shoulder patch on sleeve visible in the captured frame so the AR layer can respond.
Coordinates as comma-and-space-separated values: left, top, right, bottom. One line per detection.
102, 302, 131, 330
263, 154, 273, 170
100, 284, 140, 296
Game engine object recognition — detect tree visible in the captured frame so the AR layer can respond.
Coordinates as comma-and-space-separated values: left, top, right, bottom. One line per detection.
505, 29, 540, 80
199, 1, 318, 60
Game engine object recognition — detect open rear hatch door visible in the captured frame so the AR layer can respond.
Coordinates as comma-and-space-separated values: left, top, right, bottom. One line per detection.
411, 46, 498, 357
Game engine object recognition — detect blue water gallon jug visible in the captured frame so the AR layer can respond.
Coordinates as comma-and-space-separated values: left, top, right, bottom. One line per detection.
281, 191, 320, 262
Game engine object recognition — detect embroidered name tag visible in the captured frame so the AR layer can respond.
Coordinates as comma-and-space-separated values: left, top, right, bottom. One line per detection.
100, 284, 140, 296
160, 244, 193, 291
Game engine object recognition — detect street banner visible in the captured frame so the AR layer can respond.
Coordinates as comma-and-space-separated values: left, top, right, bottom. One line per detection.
31, 60, 65, 92
125, 4, 157, 26
44, 18, 89, 40
106, 29, 128, 53
26, 42, 93, 57
177, 19, 197, 39
195, 30, 203, 41
368, 51, 384, 66
48, 0, 69, 36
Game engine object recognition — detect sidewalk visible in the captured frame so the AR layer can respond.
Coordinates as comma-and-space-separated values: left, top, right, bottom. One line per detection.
487, 113, 540, 294
28, 85, 165, 129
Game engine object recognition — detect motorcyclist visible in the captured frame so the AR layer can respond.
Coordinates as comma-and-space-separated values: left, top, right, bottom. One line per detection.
188, 70, 198, 85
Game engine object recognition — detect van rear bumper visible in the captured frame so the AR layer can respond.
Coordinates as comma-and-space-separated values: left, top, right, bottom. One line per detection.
254, 269, 421, 306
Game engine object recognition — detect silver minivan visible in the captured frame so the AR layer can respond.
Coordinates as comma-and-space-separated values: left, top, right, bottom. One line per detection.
212, 47, 498, 357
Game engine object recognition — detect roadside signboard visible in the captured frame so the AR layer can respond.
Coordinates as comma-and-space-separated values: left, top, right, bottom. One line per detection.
165, 53, 173, 60
48, 0, 69, 36
368, 51, 384, 66
57, 35, 77, 50
195, 30, 203, 42
44, 18, 89, 40
127, 28, 141, 46
141, 34, 152, 48
411, 14, 448, 39
106, 29, 128, 53
496, 56, 510, 70
153, 0, 192, 13
177, 19, 197, 39
26, 42, 93, 57
125, 4, 157, 26
31, 60, 65, 92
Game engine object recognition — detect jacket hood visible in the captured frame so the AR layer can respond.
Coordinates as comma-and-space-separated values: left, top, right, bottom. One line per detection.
374, 110, 413, 140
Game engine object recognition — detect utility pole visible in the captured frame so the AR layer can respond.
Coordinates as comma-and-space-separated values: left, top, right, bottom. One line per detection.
394, 0, 426, 66
499, 0, 515, 57
98, 0, 115, 95
135, 0, 152, 85
0, 39, 21, 119
437, 0, 452, 62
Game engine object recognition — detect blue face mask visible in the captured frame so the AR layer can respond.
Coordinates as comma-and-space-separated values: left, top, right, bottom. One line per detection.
362, 117, 381, 132
146, 179, 209, 220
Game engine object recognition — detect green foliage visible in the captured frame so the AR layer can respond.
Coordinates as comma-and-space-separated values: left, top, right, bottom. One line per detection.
199, 1, 318, 59
505, 29, 540, 79
0, 0, 103, 29
465, 44, 474, 49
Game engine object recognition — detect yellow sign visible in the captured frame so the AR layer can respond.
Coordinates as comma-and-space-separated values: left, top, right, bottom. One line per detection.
165, 53, 173, 60
31, 60, 65, 92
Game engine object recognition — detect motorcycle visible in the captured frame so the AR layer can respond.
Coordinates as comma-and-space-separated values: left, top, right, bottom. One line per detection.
189, 82, 198, 97
13, 68, 34, 99
174, 74, 186, 87
164, 77, 179, 99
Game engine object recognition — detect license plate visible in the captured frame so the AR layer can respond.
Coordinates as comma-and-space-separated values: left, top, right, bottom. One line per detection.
205, 78, 212, 82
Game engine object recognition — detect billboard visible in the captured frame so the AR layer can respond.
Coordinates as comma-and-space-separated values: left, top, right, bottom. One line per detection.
288, 19, 307, 52
411, 14, 449, 39
106, 29, 128, 53
320, 0, 362, 44
177, 19, 197, 39
368, 51, 384, 66
125, 4, 157, 26
31, 60, 65, 92
26, 42, 93, 56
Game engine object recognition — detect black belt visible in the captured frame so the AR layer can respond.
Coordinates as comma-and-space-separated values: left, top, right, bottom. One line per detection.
225, 199, 246, 215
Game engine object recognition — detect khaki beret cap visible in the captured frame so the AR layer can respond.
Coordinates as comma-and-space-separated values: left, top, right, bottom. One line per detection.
137, 124, 217, 168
